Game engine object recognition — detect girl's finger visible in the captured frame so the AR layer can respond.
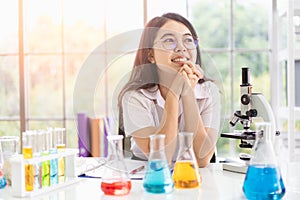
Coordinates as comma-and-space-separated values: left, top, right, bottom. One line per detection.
181, 64, 193, 75
196, 65, 205, 78
193, 69, 202, 79
188, 73, 199, 81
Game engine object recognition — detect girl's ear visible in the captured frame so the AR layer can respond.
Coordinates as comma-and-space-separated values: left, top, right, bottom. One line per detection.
147, 49, 155, 63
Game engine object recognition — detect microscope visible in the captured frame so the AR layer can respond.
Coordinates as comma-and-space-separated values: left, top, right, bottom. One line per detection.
221, 67, 280, 173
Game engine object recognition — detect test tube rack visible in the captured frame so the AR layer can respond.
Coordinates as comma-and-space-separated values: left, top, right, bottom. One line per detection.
9, 148, 80, 197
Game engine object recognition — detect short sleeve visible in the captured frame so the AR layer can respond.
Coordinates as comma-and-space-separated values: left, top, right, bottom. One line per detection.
198, 82, 221, 132
122, 90, 157, 136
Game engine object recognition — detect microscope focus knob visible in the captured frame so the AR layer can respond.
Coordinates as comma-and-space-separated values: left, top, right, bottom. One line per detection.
241, 94, 251, 105
246, 109, 257, 117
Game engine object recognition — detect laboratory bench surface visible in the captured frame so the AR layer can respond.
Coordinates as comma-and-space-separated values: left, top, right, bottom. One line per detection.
0, 159, 299, 200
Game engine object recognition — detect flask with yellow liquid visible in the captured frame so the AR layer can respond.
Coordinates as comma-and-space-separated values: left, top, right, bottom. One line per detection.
172, 132, 201, 189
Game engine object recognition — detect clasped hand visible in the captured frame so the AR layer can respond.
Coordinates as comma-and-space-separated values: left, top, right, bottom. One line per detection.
179, 61, 203, 89
157, 62, 204, 98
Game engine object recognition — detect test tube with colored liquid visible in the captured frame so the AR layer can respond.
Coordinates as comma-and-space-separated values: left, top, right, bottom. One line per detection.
22, 131, 34, 191
41, 130, 50, 187
34, 130, 43, 189
48, 128, 58, 186
54, 128, 66, 183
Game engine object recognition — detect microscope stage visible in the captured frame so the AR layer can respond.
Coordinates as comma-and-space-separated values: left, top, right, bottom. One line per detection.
221, 131, 255, 140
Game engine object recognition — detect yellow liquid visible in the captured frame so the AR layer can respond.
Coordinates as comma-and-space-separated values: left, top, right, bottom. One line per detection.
172, 161, 202, 189
57, 144, 66, 151
57, 144, 65, 183
23, 147, 34, 191
23, 146, 33, 159
25, 164, 34, 191
58, 158, 65, 183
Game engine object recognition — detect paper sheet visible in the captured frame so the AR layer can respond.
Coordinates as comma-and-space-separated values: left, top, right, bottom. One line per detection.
76, 157, 146, 179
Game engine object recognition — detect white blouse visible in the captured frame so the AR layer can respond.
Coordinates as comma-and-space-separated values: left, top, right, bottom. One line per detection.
122, 81, 221, 160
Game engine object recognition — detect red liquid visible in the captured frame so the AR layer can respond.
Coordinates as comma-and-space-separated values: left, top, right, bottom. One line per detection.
101, 180, 131, 196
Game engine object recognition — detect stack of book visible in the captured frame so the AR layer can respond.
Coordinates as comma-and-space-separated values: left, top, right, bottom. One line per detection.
77, 113, 114, 157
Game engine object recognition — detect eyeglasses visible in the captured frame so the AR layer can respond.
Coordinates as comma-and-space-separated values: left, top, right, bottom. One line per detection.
154, 35, 198, 50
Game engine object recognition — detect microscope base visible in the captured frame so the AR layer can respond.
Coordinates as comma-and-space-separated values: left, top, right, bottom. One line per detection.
222, 162, 248, 174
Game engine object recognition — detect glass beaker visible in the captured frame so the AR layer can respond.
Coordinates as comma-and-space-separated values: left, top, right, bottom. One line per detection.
172, 132, 201, 189
143, 134, 174, 194
101, 135, 131, 196
243, 122, 285, 199
0, 139, 6, 189
0, 136, 19, 187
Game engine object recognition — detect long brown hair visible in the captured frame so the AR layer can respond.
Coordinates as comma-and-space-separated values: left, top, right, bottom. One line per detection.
118, 13, 206, 136
118, 13, 204, 106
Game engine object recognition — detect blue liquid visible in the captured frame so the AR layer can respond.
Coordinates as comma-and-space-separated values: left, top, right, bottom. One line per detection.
143, 160, 174, 194
34, 162, 42, 189
0, 177, 6, 189
50, 149, 58, 185
243, 165, 285, 200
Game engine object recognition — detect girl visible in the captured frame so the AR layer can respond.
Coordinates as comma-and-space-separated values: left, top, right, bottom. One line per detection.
118, 13, 221, 167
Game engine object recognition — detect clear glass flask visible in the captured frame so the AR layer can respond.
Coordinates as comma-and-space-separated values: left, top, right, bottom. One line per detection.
101, 135, 131, 196
172, 132, 201, 189
143, 134, 174, 194
243, 122, 285, 199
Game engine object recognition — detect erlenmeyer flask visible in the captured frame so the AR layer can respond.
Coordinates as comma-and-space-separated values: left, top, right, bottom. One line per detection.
172, 132, 201, 189
243, 122, 285, 199
101, 135, 131, 196
143, 134, 174, 194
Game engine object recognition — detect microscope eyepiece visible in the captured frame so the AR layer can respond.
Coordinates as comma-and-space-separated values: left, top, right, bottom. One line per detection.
241, 67, 251, 86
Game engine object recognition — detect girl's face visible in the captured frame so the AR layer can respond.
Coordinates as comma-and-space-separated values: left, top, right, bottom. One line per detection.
152, 20, 197, 71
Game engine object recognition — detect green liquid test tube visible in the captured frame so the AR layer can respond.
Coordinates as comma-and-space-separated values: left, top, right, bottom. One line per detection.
41, 130, 50, 187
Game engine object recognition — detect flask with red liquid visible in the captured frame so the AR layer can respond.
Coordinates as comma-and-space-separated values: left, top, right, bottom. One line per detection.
101, 135, 131, 196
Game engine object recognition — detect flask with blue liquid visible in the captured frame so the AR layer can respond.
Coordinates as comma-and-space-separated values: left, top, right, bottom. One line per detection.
243, 122, 285, 200
143, 134, 174, 194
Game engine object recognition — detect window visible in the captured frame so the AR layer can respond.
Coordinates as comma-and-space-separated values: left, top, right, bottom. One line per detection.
0, 0, 272, 158
188, 0, 271, 157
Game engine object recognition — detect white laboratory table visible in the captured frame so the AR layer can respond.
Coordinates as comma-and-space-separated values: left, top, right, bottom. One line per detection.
1, 159, 299, 200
